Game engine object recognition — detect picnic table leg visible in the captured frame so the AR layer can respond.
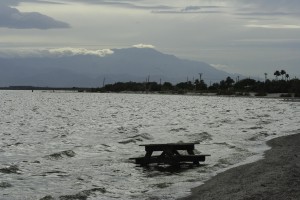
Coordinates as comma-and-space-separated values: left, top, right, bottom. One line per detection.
143, 150, 153, 166
173, 150, 180, 155
161, 149, 181, 165
187, 149, 194, 155
187, 149, 199, 165
160, 150, 180, 157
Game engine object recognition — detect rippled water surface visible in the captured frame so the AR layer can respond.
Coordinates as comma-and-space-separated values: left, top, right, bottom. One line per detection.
1, 91, 299, 199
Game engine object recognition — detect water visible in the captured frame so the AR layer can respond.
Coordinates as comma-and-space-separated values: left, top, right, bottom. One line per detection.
0, 91, 299, 200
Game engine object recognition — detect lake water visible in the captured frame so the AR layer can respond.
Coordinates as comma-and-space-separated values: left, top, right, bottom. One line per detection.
0, 91, 299, 200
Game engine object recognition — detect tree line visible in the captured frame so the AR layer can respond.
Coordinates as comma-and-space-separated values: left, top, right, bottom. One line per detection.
97, 70, 300, 97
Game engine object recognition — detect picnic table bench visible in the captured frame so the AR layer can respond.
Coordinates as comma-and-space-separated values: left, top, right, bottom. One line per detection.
130, 143, 210, 166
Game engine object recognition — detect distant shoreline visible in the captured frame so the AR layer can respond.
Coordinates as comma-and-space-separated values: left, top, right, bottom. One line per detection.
0, 86, 85, 91
179, 133, 300, 200
1, 88, 300, 101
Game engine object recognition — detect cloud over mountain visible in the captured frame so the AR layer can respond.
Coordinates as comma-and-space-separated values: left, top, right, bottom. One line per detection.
47, 48, 114, 57
132, 44, 155, 49
0, 48, 114, 58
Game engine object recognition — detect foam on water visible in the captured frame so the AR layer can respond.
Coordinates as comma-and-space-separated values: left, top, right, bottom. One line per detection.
0, 91, 299, 199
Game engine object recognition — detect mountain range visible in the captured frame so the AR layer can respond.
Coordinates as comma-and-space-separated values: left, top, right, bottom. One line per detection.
0, 47, 234, 87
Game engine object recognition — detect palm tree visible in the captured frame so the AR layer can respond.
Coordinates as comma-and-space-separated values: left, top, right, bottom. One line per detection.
280, 70, 286, 80
274, 70, 280, 80
225, 76, 235, 87
264, 73, 268, 82
286, 74, 290, 81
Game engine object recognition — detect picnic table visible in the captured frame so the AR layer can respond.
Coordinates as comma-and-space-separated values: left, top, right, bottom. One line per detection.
130, 143, 210, 166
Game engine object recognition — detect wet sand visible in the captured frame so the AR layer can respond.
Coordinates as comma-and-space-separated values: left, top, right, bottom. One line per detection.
179, 133, 300, 200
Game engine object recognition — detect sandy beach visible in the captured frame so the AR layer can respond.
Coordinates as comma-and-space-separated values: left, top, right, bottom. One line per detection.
179, 133, 300, 200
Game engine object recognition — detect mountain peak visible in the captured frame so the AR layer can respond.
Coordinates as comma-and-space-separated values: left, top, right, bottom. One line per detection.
114, 46, 161, 55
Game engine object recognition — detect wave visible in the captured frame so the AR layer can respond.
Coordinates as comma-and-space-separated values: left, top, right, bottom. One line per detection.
187, 132, 212, 143
44, 150, 76, 160
40, 187, 106, 200
119, 133, 154, 144
0, 165, 20, 174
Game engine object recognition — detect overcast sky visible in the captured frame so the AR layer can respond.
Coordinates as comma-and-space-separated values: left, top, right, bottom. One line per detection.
1, 0, 300, 79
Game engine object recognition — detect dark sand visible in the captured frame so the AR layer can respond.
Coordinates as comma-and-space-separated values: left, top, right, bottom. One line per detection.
179, 133, 300, 200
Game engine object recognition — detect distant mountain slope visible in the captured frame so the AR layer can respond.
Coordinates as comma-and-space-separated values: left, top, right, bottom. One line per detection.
0, 47, 233, 87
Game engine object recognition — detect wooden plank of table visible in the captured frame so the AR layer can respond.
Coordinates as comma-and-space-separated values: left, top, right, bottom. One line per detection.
131, 155, 210, 165
143, 144, 196, 152
140, 143, 199, 147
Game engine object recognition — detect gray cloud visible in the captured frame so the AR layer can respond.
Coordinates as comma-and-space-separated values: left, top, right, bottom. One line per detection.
16, 0, 300, 15
234, 0, 300, 16
0, 5, 70, 29
235, 39, 300, 49
97, 2, 173, 10
152, 10, 223, 14
182, 6, 207, 12
236, 11, 292, 16
58, 0, 224, 14
0, 0, 61, 6
238, 0, 300, 10
60, 0, 174, 10
152, 5, 224, 14
34, 0, 300, 16
0, 0, 21, 6
4, 0, 222, 16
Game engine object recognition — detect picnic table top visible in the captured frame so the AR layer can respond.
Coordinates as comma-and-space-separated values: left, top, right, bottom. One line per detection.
139, 143, 199, 147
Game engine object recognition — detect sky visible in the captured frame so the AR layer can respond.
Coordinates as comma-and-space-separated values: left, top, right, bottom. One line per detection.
1, 0, 300, 79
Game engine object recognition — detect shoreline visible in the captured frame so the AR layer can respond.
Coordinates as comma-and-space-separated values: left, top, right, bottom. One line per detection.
179, 133, 300, 200
2, 90, 300, 102
2, 89, 300, 98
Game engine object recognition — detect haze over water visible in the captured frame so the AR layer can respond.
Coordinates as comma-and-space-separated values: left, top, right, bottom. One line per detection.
1, 91, 299, 199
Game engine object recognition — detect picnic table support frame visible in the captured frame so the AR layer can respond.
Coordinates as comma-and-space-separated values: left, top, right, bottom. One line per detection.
131, 143, 210, 166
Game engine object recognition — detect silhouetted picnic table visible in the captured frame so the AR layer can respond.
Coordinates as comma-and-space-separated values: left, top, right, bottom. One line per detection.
131, 143, 210, 166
